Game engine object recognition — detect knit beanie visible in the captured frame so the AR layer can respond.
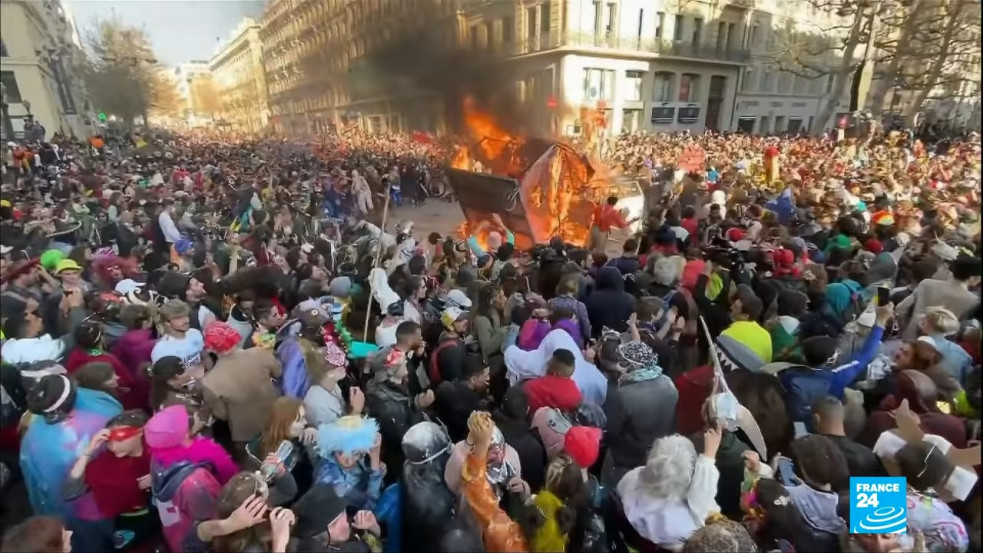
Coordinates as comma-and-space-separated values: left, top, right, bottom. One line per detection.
145, 404, 190, 449
563, 426, 602, 468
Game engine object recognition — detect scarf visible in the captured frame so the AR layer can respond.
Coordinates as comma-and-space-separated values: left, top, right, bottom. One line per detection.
83, 440, 151, 517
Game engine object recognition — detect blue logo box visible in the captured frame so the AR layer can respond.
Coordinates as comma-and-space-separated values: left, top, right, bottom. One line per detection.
849, 476, 907, 534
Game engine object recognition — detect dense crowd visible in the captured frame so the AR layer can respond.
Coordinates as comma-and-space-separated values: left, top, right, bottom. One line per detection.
0, 124, 981, 553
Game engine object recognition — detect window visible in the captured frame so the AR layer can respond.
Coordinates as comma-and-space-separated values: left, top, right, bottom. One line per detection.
677, 106, 700, 123
788, 117, 804, 133
541, 2, 550, 34
527, 6, 537, 38
655, 12, 665, 38
692, 18, 703, 45
778, 71, 792, 93
0, 39, 7, 57
593, 1, 603, 35
742, 68, 755, 92
625, 70, 643, 101
762, 70, 775, 92
737, 116, 756, 133
583, 68, 615, 101
503, 16, 514, 43
749, 24, 759, 48
679, 73, 700, 102
775, 116, 786, 132
604, 3, 616, 36
674, 15, 684, 41
652, 71, 673, 102
651, 106, 675, 124
471, 25, 480, 50
716, 22, 727, 50
0, 71, 22, 103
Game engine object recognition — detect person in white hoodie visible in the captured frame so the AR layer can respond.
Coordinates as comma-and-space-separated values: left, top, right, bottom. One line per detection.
352, 169, 373, 217
1, 290, 86, 365
617, 430, 722, 551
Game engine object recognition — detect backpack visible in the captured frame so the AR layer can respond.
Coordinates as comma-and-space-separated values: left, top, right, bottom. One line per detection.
780, 366, 833, 430
428, 338, 460, 387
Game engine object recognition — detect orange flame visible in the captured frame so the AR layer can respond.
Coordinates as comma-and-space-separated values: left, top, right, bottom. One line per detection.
451, 98, 619, 248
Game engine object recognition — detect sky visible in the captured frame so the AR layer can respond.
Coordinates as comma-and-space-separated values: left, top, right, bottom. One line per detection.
66, 0, 266, 66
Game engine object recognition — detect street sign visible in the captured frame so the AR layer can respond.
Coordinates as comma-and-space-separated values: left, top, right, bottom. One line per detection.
98, 112, 107, 122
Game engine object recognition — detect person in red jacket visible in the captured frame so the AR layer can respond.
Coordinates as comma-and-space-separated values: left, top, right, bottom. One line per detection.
64, 320, 145, 411
523, 349, 582, 414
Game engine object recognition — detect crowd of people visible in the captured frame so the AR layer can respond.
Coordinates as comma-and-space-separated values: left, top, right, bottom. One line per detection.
0, 123, 981, 553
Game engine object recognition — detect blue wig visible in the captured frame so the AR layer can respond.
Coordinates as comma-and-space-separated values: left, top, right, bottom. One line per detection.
316, 416, 379, 457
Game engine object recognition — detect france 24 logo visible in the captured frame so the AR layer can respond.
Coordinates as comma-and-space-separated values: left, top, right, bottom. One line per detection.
849, 477, 907, 534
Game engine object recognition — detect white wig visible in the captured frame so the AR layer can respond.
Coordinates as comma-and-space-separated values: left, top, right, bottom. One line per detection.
651, 256, 680, 287
638, 434, 697, 501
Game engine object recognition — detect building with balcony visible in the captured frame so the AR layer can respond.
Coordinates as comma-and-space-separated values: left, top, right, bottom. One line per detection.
257, 0, 867, 137
1, 0, 94, 140
209, 18, 270, 134
461, 0, 753, 137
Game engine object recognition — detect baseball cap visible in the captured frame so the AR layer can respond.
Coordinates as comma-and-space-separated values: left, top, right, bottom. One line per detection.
445, 289, 472, 309
115, 279, 144, 295
441, 307, 468, 329
54, 259, 82, 274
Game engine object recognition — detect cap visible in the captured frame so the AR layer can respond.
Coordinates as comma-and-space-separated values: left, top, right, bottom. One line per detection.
916, 335, 938, 350
54, 259, 82, 274
115, 279, 144, 295
445, 288, 472, 309
564, 426, 602, 468
441, 307, 468, 329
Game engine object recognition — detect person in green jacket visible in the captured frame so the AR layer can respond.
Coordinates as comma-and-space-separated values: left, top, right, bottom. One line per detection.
770, 290, 809, 362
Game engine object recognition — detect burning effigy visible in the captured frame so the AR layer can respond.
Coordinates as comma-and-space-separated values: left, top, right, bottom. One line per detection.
447, 99, 623, 248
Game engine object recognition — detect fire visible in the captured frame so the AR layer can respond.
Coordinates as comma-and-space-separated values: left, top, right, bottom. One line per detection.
463, 97, 519, 162
449, 97, 619, 248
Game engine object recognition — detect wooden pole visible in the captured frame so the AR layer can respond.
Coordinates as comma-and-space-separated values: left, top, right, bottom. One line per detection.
362, 187, 392, 342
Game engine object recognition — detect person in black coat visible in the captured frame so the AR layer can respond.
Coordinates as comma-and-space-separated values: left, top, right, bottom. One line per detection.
584, 266, 637, 336
433, 354, 491, 443
492, 387, 547, 492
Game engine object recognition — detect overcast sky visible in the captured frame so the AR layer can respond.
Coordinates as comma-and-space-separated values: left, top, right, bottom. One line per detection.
66, 0, 265, 66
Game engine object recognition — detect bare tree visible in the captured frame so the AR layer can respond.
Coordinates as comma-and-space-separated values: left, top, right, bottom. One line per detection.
868, 0, 981, 120
767, 0, 885, 133
81, 17, 161, 126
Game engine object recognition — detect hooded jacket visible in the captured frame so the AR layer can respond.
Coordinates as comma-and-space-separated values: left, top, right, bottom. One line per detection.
401, 455, 456, 553
584, 267, 636, 336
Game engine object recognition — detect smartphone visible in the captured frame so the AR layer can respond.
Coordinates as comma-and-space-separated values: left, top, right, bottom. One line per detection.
876, 286, 890, 306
